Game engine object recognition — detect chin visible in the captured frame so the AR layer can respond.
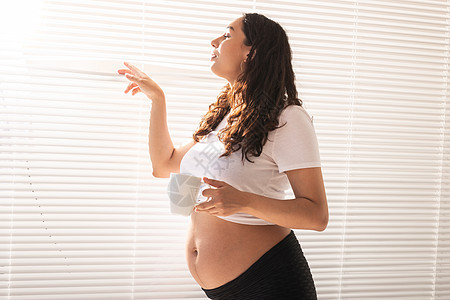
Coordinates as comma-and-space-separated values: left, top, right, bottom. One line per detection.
210, 63, 219, 74
210, 65, 224, 79
210, 65, 234, 83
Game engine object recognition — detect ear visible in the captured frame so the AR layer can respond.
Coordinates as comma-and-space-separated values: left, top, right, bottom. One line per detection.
242, 44, 252, 62
243, 47, 255, 62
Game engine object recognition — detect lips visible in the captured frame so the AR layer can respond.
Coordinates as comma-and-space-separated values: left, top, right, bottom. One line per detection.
210, 52, 218, 60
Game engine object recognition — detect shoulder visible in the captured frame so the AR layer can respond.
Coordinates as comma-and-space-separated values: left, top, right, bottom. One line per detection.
278, 104, 314, 126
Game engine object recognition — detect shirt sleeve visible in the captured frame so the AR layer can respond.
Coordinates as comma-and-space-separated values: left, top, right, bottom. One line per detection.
272, 105, 322, 173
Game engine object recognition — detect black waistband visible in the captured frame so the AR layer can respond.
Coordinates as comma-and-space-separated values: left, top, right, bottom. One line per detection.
202, 230, 316, 300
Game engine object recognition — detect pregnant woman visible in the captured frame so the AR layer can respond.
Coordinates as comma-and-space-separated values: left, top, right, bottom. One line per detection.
118, 12, 328, 300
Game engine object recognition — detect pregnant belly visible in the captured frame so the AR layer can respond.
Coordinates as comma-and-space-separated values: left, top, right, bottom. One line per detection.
186, 212, 290, 289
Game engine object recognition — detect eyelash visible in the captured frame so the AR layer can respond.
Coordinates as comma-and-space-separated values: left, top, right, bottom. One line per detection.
223, 34, 231, 39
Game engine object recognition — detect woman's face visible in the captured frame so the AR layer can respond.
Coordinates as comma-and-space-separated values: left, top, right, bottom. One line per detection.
210, 17, 251, 85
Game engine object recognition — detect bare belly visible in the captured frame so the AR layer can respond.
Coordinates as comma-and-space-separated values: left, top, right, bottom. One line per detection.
185, 211, 291, 289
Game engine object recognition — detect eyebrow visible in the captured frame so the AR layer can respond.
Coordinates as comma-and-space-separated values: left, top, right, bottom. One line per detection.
226, 26, 235, 31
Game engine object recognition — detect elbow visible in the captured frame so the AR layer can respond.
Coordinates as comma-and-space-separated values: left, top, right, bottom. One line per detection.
315, 208, 329, 232
152, 169, 170, 178
292, 211, 328, 232
152, 170, 161, 178
291, 199, 329, 231
314, 195, 329, 231
315, 218, 328, 232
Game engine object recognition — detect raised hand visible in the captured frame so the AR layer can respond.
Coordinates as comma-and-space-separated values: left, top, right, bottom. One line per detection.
117, 62, 165, 102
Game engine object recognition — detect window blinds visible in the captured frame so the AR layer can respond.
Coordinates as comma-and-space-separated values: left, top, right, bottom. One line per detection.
1, 0, 449, 299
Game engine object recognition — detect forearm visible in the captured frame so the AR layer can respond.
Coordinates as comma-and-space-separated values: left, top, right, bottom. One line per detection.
148, 97, 174, 173
242, 192, 328, 231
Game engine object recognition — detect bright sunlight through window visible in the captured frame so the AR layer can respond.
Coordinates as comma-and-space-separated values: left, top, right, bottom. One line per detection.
0, 0, 43, 43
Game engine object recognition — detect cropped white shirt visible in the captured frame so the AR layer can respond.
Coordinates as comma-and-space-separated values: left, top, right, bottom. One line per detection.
180, 104, 321, 225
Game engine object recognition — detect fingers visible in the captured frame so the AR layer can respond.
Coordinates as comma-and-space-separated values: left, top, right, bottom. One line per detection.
195, 198, 214, 211
126, 86, 141, 95
119, 61, 155, 97
125, 73, 138, 82
119, 65, 141, 95
117, 68, 132, 75
195, 204, 214, 212
195, 203, 219, 215
123, 61, 145, 76
117, 62, 144, 79
131, 86, 141, 95
118, 67, 138, 82
124, 82, 137, 94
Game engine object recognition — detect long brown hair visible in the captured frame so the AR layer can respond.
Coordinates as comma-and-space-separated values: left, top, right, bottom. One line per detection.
193, 13, 302, 164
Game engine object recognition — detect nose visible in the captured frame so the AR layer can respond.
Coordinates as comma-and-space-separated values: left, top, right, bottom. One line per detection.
211, 35, 222, 48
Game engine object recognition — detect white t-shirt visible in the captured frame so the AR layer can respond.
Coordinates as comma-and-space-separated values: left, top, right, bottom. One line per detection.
180, 104, 321, 225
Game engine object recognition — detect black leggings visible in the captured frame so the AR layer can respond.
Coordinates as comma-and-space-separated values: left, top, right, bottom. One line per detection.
201, 230, 317, 300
